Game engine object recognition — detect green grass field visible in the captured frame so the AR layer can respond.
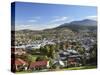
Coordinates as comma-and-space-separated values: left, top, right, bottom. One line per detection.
63, 66, 97, 70
28, 54, 46, 61
16, 65, 97, 74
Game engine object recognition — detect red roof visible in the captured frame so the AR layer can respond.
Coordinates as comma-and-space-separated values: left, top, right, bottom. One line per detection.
68, 58, 76, 62
30, 61, 47, 68
15, 58, 28, 65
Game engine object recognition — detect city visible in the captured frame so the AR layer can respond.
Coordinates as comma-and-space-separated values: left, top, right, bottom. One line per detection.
11, 2, 97, 73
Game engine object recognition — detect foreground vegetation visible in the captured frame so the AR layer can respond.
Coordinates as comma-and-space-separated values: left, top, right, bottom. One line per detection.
64, 66, 97, 70
16, 65, 97, 74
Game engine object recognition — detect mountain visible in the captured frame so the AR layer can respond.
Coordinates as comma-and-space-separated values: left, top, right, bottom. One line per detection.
14, 19, 97, 36
56, 19, 97, 32
70, 19, 97, 26
14, 19, 97, 41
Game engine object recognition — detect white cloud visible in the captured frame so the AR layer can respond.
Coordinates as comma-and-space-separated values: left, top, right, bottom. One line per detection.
44, 23, 60, 29
50, 16, 68, 23
14, 23, 61, 31
28, 16, 41, 23
14, 16, 70, 30
15, 24, 42, 30
30, 16, 41, 19
86, 16, 97, 21
28, 19, 37, 22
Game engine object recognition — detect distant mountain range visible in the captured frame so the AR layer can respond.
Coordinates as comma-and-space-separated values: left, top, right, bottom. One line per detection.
14, 19, 97, 39
14, 19, 97, 33
70, 19, 97, 26
59, 19, 97, 27
55, 19, 97, 32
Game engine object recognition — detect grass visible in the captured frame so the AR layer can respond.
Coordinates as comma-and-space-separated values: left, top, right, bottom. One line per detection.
63, 66, 97, 70
16, 65, 97, 74
16, 71, 32, 74
28, 54, 45, 61
28, 54, 37, 61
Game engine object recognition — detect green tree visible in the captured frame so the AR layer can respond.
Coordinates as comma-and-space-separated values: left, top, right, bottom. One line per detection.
35, 56, 48, 61
89, 44, 97, 65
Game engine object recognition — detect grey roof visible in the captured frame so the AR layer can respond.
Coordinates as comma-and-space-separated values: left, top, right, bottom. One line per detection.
67, 49, 78, 54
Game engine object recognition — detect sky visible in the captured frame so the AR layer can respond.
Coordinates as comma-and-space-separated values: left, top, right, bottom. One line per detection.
12, 2, 97, 30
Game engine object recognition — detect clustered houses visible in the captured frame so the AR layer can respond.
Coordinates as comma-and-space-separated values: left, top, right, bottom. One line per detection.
12, 58, 49, 72
52, 49, 82, 69
11, 45, 50, 72
11, 31, 97, 72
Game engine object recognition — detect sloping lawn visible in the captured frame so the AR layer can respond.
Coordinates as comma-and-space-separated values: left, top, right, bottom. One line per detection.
16, 65, 97, 73
16, 71, 32, 74
64, 66, 97, 70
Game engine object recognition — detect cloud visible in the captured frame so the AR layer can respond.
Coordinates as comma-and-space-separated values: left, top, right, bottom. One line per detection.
15, 24, 41, 30
28, 16, 41, 23
86, 16, 97, 21
28, 19, 37, 22
44, 23, 60, 29
50, 16, 68, 23
14, 16, 70, 30
30, 16, 41, 19
14, 23, 61, 31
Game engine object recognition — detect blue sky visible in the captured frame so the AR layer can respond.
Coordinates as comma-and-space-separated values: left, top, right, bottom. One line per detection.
13, 2, 97, 30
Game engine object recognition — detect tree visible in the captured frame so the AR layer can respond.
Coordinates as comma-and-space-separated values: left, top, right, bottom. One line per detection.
35, 56, 48, 61
89, 44, 97, 65
48, 45, 56, 59
40, 46, 48, 55
78, 47, 85, 54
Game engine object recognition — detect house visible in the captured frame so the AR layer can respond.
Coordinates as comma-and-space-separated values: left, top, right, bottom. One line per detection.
11, 58, 28, 72
26, 44, 41, 50
67, 55, 81, 67
52, 60, 65, 69
29, 61, 49, 71
11, 47, 26, 55
59, 49, 82, 67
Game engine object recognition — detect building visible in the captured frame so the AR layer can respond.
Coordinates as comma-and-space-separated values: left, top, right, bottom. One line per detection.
29, 61, 49, 71
11, 47, 26, 55
11, 58, 28, 72
59, 49, 82, 67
